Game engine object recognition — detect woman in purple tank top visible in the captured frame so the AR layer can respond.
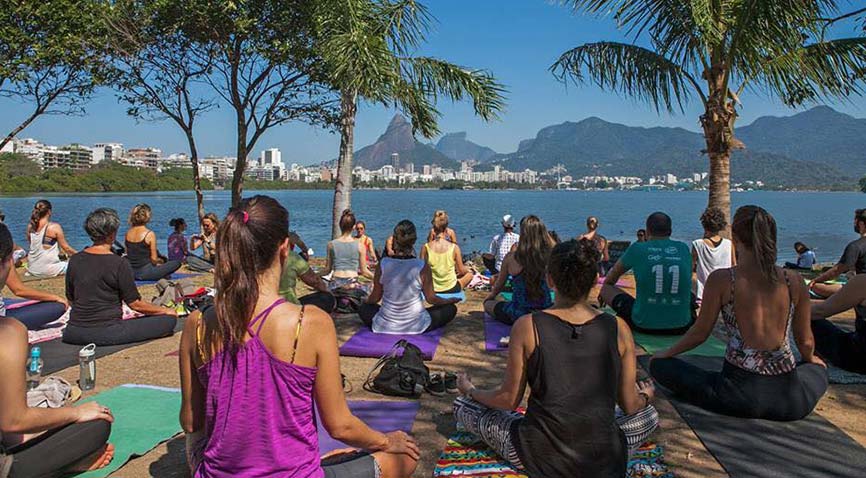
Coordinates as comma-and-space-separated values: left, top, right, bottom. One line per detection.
179, 196, 419, 478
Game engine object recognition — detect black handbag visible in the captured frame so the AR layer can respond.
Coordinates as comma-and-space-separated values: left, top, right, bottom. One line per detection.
363, 340, 430, 398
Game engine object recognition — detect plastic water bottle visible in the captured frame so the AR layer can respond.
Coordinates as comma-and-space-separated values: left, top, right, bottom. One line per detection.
26, 346, 43, 390
78, 344, 97, 391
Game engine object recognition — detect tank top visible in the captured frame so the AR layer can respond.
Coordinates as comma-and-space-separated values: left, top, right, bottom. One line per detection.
330, 240, 360, 272
27, 223, 66, 277
126, 232, 153, 269
721, 269, 797, 376
195, 299, 322, 478
372, 257, 431, 334
424, 243, 457, 292
167, 233, 187, 261
517, 312, 626, 477
501, 274, 553, 323
692, 238, 733, 299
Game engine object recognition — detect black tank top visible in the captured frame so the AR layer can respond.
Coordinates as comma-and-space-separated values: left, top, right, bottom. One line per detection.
125, 236, 151, 269
516, 311, 626, 477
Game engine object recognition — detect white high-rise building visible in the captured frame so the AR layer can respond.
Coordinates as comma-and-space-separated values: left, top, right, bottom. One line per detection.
261, 148, 283, 167
93, 143, 124, 164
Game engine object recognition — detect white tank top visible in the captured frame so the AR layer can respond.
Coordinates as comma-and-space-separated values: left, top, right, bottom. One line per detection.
27, 223, 67, 278
692, 237, 733, 299
372, 257, 431, 334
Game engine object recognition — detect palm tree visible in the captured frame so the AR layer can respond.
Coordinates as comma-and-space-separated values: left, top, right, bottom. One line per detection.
315, 0, 506, 238
552, 1, 866, 223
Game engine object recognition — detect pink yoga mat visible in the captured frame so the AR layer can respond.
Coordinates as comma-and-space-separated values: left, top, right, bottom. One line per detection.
6, 298, 40, 310
317, 400, 420, 454
339, 327, 444, 360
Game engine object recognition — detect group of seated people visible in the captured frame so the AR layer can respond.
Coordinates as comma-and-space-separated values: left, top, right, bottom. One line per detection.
2, 195, 865, 478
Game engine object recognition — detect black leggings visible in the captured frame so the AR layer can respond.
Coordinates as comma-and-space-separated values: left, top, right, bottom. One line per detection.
358, 303, 457, 332
63, 315, 177, 346
7, 419, 111, 478
650, 357, 828, 421
811, 318, 866, 373
299, 291, 337, 314
132, 260, 182, 281
6, 301, 66, 330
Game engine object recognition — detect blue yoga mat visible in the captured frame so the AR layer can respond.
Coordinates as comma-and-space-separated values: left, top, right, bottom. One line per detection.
436, 290, 466, 302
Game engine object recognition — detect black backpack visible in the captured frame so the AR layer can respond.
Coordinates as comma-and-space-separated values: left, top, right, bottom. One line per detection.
363, 340, 430, 398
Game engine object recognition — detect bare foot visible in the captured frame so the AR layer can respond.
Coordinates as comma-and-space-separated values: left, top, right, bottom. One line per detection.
68, 443, 115, 472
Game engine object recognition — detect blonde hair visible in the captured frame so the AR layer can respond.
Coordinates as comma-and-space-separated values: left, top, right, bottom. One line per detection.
129, 203, 152, 226
431, 210, 449, 234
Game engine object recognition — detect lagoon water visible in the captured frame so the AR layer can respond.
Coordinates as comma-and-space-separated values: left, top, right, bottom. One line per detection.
1, 189, 862, 263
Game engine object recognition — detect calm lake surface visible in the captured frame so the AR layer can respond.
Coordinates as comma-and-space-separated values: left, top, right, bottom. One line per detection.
1, 190, 862, 263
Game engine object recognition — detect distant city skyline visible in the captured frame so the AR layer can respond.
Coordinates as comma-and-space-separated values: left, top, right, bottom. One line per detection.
1, 0, 864, 165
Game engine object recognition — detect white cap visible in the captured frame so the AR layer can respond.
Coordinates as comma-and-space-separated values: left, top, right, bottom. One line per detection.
79, 343, 96, 359
501, 214, 516, 228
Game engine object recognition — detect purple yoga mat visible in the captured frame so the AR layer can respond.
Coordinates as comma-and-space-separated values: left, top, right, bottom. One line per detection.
597, 277, 630, 287
339, 327, 444, 360
484, 313, 511, 352
317, 400, 420, 454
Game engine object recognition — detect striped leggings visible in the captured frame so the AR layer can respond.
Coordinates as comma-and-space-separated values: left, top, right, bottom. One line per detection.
453, 396, 659, 470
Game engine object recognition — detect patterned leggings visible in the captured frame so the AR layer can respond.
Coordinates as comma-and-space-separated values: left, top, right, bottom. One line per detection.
453, 396, 659, 470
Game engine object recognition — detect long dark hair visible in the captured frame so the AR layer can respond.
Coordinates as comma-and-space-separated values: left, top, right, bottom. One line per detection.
732, 205, 778, 283
514, 215, 553, 300
392, 220, 417, 256
213, 196, 289, 354
30, 200, 52, 232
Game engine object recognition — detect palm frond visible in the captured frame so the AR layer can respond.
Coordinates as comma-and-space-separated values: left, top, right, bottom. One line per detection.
551, 41, 704, 113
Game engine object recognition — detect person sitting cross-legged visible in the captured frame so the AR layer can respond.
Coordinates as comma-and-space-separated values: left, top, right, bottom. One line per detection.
811, 274, 866, 374
454, 239, 658, 477
808, 208, 866, 299
601, 212, 694, 335
650, 206, 828, 421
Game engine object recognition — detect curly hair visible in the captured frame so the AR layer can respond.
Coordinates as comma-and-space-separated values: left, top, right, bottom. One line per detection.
700, 207, 727, 234
549, 239, 600, 301
392, 220, 417, 256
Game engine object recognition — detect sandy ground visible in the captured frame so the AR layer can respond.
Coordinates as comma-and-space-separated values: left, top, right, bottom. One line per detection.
14, 265, 866, 478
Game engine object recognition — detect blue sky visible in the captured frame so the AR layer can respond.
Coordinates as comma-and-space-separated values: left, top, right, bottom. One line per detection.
2, 0, 864, 165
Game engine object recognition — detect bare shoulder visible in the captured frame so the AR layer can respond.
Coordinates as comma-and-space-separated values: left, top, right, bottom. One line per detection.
0, 318, 27, 360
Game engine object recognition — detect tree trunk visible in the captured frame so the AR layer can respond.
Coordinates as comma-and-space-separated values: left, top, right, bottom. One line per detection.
185, 133, 206, 233
331, 90, 358, 239
1, 112, 40, 151
231, 121, 248, 207
700, 63, 738, 233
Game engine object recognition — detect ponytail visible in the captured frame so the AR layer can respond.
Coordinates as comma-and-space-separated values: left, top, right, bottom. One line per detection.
212, 196, 288, 356
30, 200, 52, 232
339, 209, 356, 234
432, 210, 449, 234
732, 205, 778, 283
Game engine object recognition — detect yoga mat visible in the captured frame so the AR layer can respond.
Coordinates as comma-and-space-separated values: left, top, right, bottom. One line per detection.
499, 291, 555, 303
135, 272, 201, 286
437, 290, 466, 302
5, 298, 40, 309
433, 432, 673, 478
317, 400, 419, 454
483, 313, 511, 352
40, 317, 185, 374
73, 384, 182, 478
632, 332, 727, 357
641, 355, 866, 477
598, 277, 632, 288
339, 327, 444, 360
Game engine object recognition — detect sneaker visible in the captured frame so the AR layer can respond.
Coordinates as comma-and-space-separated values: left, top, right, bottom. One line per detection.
426, 373, 446, 397
444, 372, 459, 394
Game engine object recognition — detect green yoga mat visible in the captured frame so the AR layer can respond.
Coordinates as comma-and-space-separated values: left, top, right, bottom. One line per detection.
74, 384, 182, 478
632, 332, 727, 357
499, 291, 555, 302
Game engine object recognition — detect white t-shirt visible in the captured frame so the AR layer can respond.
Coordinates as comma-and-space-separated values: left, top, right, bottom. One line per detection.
372, 257, 431, 334
692, 238, 733, 299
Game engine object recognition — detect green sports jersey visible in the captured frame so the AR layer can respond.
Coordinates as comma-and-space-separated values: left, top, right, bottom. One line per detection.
279, 251, 311, 304
620, 238, 692, 330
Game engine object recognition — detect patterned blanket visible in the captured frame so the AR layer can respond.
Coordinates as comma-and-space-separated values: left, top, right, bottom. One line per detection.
433, 432, 674, 478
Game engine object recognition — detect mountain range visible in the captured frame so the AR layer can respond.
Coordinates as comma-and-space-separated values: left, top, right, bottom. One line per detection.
350, 106, 865, 189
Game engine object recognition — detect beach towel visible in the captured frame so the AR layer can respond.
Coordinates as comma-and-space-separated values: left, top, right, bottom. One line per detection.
71, 384, 182, 478
317, 400, 419, 454
432, 432, 673, 478
27, 308, 69, 345
339, 327, 444, 360
483, 313, 511, 352
640, 355, 866, 477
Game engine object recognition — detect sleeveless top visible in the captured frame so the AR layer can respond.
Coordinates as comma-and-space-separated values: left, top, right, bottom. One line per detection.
27, 223, 66, 277
424, 243, 458, 292
721, 269, 797, 376
330, 240, 360, 272
502, 274, 553, 323
195, 299, 323, 478
692, 238, 733, 299
372, 257, 431, 334
167, 233, 187, 261
126, 232, 153, 269
517, 312, 626, 477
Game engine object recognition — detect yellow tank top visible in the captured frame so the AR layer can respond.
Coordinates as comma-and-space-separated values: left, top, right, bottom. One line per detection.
425, 243, 457, 292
